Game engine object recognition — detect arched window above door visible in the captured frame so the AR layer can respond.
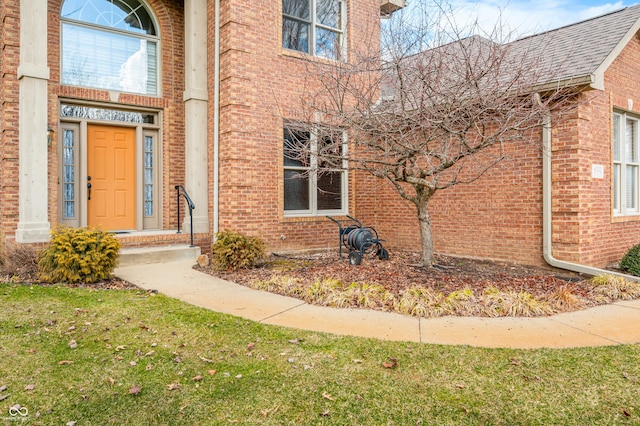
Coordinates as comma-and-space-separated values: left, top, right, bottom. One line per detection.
61, 0, 159, 96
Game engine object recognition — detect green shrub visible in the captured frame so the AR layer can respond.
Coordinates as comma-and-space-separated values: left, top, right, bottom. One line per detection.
620, 244, 640, 276
211, 230, 266, 271
38, 226, 121, 283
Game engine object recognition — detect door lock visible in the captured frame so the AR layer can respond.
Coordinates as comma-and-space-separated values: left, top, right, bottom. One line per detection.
87, 176, 92, 200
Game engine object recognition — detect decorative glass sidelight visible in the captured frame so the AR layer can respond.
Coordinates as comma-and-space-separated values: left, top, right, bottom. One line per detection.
63, 128, 76, 219
144, 135, 154, 217
60, 104, 154, 124
59, 104, 159, 229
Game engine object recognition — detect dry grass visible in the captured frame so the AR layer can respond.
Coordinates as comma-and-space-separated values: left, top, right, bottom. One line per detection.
395, 286, 446, 317
208, 252, 640, 318
252, 275, 303, 295
480, 288, 553, 317
0, 242, 40, 282
250, 277, 566, 318
544, 285, 587, 311
589, 275, 640, 303
334, 282, 395, 310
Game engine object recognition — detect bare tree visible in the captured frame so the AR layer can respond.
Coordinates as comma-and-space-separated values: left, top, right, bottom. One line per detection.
285, 1, 576, 267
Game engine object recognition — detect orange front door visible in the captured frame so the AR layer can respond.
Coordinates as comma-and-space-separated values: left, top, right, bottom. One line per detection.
87, 125, 136, 230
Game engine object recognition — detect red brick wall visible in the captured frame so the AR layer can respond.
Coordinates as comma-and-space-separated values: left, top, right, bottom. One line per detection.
17, 0, 639, 272
582, 34, 640, 266
1, 0, 187, 242
0, 0, 20, 242
49, 0, 187, 233
209, 0, 382, 254
366, 126, 549, 265
3, 0, 384, 256
368, 34, 640, 269
549, 98, 584, 264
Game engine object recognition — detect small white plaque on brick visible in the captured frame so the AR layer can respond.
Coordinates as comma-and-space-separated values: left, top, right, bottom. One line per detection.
592, 164, 604, 179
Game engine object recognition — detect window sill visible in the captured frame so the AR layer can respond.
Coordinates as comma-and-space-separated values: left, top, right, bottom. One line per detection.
280, 48, 344, 64
612, 213, 640, 223
283, 213, 348, 223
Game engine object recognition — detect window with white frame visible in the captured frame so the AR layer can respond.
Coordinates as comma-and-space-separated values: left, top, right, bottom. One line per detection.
613, 111, 640, 215
282, 0, 346, 60
283, 126, 347, 215
60, 0, 159, 96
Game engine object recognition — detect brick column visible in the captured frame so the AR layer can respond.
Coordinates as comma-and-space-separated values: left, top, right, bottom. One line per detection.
16, 0, 50, 242
183, 0, 209, 234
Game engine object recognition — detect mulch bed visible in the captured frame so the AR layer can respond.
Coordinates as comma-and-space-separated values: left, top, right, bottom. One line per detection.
204, 250, 595, 303
3, 250, 629, 316
0, 274, 139, 291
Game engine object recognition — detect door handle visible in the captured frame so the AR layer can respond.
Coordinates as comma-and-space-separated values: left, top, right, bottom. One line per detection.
87, 176, 92, 200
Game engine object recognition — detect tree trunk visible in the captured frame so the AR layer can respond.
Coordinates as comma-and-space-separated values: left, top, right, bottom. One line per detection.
417, 200, 434, 267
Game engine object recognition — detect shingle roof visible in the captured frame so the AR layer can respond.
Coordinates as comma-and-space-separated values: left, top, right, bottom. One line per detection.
381, 4, 640, 104
508, 4, 640, 89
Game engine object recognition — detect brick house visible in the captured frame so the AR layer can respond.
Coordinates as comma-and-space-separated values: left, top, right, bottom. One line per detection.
371, 5, 640, 273
0, 0, 401, 254
2, 0, 640, 275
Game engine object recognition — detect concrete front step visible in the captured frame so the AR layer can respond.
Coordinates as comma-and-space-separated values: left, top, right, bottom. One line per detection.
119, 245, 201, 267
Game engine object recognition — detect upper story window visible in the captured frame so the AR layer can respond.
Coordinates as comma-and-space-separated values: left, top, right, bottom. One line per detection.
282, 0, 346, 60
61, 0, 159, 96
613, 111, 640, 215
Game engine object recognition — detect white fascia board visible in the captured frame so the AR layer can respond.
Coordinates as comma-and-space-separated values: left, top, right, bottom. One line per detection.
591, 17, 640, 91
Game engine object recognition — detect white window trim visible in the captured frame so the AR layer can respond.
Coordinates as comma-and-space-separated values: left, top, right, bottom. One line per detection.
613, 111, 640, 216
284, 127, 348, 217
282, 0, 347, 60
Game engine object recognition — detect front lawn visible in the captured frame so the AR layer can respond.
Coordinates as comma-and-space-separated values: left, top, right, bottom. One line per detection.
1, 283, 639, 425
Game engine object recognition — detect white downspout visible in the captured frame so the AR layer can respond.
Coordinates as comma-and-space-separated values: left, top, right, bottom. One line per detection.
540, 103, 640, 281
213, 0, 220, 238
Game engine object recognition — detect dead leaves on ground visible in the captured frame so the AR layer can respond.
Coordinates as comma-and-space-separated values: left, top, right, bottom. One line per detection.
321, 391, 335, 401
260, 404, 280, 417
128, 384, 141, 395
382, 357, 398, 369
622, 371, 638, 384
0, 384, 9, 402
212, 251, 598, 318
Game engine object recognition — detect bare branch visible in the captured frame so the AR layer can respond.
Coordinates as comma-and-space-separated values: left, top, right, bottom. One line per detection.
282, 1, 579, 266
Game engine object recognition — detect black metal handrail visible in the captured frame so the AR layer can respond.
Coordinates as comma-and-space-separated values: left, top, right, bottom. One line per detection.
175, 185, 196, 247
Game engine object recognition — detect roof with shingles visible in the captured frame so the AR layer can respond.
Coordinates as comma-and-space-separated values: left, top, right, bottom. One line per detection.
381, 4, 640, 103
508, 4, 640, 88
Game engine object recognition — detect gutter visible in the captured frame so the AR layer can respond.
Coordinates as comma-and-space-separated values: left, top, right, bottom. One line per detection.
540, 105, 640, 281
528, 74, 595, 94
213, 0, 220, 238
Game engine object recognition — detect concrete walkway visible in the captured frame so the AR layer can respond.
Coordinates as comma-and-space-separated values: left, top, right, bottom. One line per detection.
115, 259, 640, 349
